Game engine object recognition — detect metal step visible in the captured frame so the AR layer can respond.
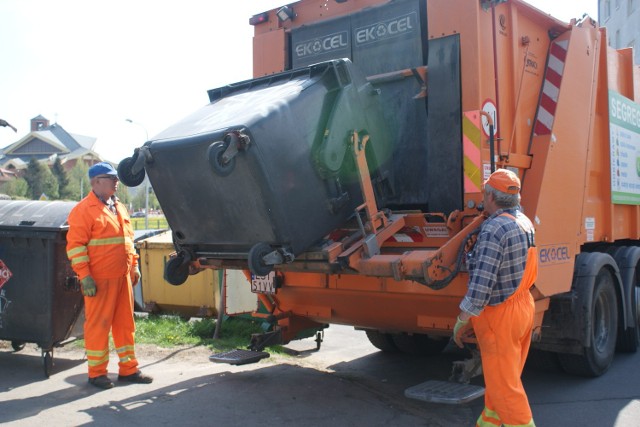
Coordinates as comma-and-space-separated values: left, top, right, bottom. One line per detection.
208, 349, 270, 365
404, 380, 485, 405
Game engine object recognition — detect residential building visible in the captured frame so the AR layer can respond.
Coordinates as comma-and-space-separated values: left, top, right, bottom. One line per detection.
600, 0, 640, 64
0, 115, 103, 176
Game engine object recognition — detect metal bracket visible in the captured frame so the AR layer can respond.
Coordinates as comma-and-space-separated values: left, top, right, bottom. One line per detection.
221, 129, 251, 164
449, 348, 483, 384
262, 247, 295, 266
249, 329, 283, 351
131, 145, 152, 175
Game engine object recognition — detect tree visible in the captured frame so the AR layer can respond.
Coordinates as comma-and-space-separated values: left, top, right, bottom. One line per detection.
0, 177, 29, 199
67, 162, 89, 201
116, 184, 131, 206
52, 157, 72, 200
130, 183, 158, 212
65, 161, 131, 205
23, 158, 58, 200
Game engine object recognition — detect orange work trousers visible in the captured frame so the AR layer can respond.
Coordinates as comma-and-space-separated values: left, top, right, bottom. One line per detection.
472, 247, 537, 427
83, 275, 139, 378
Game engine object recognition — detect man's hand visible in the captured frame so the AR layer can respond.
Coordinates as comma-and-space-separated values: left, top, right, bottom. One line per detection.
80, 276, 97, 297
130, 266, 141, 286
453, 315, 473, 348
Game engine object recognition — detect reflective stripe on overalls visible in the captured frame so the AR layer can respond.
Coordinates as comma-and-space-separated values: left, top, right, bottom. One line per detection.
474, 213, 538, 427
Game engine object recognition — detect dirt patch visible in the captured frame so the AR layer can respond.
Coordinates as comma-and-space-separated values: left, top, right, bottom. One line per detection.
0, 339, 215, 364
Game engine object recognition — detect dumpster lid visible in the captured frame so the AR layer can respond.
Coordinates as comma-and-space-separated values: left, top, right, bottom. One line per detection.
134, 229, 175, 249
0, 200, 77, 230
134, 228, 169, 242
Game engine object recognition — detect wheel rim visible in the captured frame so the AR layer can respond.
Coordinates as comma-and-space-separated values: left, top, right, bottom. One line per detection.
635, 286, 640, 326
594, 288, 614, 353
635, 285, 640, 340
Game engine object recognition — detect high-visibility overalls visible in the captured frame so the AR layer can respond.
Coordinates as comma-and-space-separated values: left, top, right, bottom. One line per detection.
66, 191, 139, 378
472, 213, 538, 427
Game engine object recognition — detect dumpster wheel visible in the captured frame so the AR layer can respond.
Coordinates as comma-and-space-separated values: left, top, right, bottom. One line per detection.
165, 252, 190, 286
117, 155, 146, 187
43, 350, 53, 378
208, 141, 236, 176
11, 341, 25, 352
248, 242, 274, 276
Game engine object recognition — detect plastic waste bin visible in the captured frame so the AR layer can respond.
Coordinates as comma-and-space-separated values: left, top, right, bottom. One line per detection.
133, 229, 168, 311
120, 59, 393, 277
0, 200, 82, 377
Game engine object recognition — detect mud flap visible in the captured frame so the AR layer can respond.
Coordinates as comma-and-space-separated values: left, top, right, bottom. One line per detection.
404, 380, 485, 404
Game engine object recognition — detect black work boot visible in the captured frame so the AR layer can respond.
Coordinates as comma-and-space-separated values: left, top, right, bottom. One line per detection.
117, 370, 153, 384
88, 375, 114, 389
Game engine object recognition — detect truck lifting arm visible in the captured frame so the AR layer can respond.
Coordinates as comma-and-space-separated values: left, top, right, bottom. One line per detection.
260, 129, 488, 289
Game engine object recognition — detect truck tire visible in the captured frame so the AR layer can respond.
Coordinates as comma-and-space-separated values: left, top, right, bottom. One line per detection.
617, 266, 640, 352
391, 333, 449, 356
365, 330, 398, 352
525, 349, 561, 372
558, 268, 618, 377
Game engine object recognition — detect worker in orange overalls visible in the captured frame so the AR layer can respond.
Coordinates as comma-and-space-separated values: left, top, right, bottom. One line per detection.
67, 162, 153, 390
454, 169, 538, 427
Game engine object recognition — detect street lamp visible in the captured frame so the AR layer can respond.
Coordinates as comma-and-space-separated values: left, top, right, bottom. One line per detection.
125, 118, 148, 141
125, 118, 150, 229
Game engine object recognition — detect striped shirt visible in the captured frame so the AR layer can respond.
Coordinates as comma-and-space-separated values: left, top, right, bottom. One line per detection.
96, 192, 118, 215
460, 208, 534, 316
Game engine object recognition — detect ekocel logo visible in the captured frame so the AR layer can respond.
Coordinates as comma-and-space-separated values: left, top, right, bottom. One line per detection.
354, 12, 417, 46
539, 244, 572, 266
294, 31, 349, 59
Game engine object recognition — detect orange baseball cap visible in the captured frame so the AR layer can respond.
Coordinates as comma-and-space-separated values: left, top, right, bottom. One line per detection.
484, 168, 521, 194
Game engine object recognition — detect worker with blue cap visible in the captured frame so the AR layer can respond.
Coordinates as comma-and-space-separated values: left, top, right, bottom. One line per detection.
66, 162, 153, 389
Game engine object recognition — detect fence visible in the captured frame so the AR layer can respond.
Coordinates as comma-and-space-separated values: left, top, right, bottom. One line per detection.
131, 217, 168, 230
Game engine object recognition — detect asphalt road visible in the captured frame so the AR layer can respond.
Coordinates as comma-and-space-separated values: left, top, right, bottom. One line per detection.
1, 325, 639, 426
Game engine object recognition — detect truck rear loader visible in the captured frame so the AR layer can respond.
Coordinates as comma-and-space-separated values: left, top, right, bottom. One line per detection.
119, 0, 640, 394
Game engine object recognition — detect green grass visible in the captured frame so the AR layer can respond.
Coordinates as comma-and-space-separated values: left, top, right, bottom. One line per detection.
133, 314, 269, 351
71, 314, 279, 353
131, 216, 169, 230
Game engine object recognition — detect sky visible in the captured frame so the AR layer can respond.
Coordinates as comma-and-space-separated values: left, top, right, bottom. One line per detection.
0, 0, 598, 164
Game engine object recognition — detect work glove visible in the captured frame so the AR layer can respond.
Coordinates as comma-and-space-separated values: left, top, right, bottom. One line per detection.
130, 266, 141, 286
80, 276, 97, 297
453, 315, 472, 348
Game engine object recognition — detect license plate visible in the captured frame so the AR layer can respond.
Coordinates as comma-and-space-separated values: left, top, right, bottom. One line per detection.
251, 271, 276, 294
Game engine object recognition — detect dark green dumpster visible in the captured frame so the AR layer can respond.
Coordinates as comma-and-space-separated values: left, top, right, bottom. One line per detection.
0, 200, 83, 377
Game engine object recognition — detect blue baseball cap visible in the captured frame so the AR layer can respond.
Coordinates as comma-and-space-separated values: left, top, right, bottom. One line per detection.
88, 162, 118, 179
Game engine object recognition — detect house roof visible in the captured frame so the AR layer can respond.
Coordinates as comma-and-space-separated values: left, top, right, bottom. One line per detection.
0, 167, 17, 182
70, 132, 98, 150
2, 158, 27, 168
0, 121, 101, 169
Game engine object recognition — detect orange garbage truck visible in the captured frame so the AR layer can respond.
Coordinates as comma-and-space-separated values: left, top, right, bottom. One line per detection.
118, 0, 640, 388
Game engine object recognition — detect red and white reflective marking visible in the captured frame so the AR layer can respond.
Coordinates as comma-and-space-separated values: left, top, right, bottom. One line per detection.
387, 230, 424, 243
0, 260, 12, 290
533, 39, 569, 136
